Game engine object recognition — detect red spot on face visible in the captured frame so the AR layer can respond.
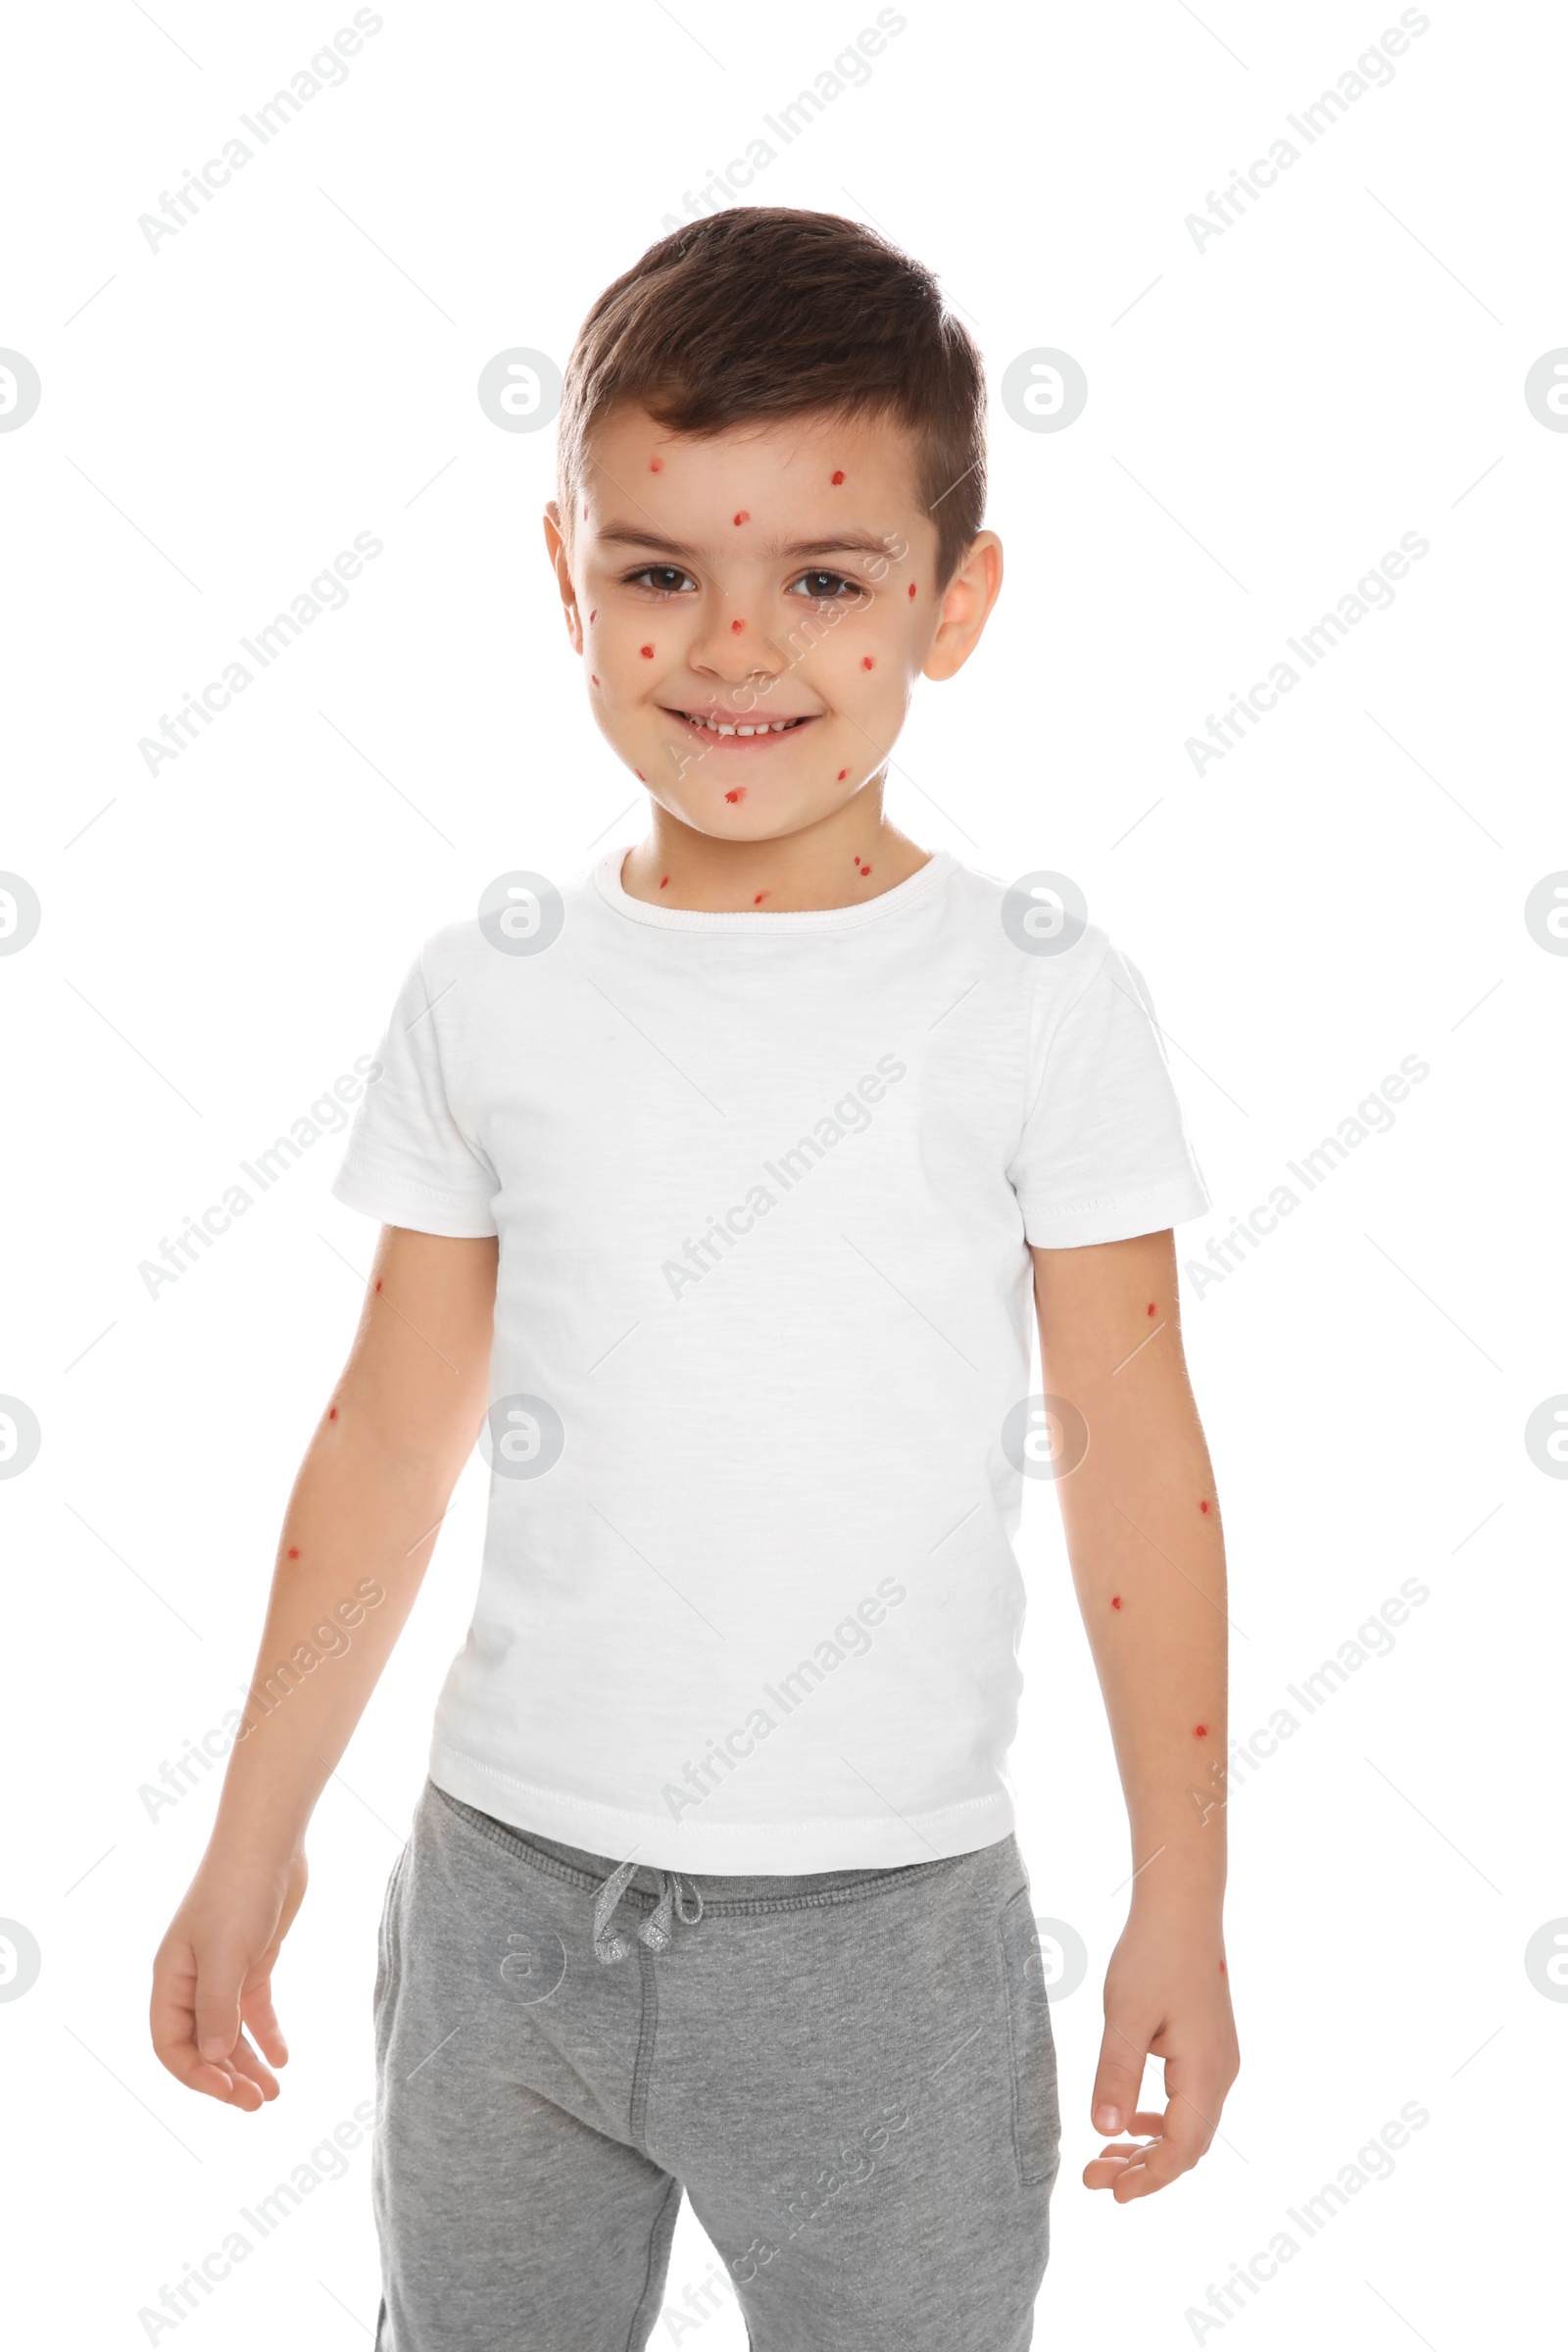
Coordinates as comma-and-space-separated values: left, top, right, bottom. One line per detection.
731, 618, 745, 633
1111, 1594, 1122, 1609
754, 891, 768, 904
908, 582, 916, 598
1194, 1724, 1208, 1739
830, 469, 846, 485
640, 644, 655, 659
328, 1407, 338, 1421
724, 787, 745, 804
650, 457, 662, 472
287, 1546, 300, 1559
588, 609, 597, 622
732, 510, 750, 526
660, 874, 668, 889
860, 656, 874, 670
1200, 1499, 1210, 1514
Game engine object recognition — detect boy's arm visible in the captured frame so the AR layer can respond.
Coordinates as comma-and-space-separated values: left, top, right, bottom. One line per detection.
150, 1225, 497, 2109
1031, 1227, 1239, 2202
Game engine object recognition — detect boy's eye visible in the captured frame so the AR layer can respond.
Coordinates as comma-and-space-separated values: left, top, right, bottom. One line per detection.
789, 569, 862, 602
626, 564, 697, 595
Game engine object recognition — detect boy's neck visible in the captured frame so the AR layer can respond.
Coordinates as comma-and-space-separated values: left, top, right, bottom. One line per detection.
620, 791, 932, 914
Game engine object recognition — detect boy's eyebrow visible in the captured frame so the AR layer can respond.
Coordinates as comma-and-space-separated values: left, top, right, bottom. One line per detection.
596, 523, 895, 564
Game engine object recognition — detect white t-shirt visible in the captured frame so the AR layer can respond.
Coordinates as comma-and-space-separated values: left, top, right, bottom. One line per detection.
332, 847, 1209, 1871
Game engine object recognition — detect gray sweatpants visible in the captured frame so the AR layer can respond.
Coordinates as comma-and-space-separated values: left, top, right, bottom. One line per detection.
373, 1780, 1060, 2349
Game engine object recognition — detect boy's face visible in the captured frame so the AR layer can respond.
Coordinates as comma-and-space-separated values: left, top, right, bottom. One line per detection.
545, 404, 998, 844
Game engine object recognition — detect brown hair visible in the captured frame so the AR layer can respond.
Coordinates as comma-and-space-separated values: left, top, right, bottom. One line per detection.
557, 207, 987, 589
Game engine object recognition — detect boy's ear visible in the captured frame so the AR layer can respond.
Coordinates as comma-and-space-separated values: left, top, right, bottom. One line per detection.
922, 529, 1004, 683
543, 501, 583, 655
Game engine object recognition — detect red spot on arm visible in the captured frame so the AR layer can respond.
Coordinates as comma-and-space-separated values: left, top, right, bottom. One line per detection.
660, 874, 668, 889
590, 673, 600, 686
837, 768, 849, 781
830, 469, 846, 485
908, 581, 916, 598
1110, 1594, 1122, 1609
634, 768, 646, 781
860, 656, 874, 670
754, 891, 768, 904
732, 510, 750, 526
1200, 1499, 1210, 1514
724, 787, 745, 804
640, 644, 655, 659
1147, 1301, 1156, 1316
650, 457, 662, 472
860, 865, 872, 875
1194, 1724, 1208, 1739
581, 501, 588, 519
588, 609, 596, 622
328, 1406, 338, 1421
287, 1546, 300, 1559
731, 617, 746, 632
1218, 1959, 1227, 1974
375, 1278, 383, 1293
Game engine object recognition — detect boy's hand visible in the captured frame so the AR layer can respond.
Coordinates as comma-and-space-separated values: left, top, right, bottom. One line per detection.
150, 1847, 307, 2109
1083, 1908, 1239, 2200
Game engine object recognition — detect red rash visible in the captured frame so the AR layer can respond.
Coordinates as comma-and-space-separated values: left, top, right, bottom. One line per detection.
287, 1546, 300, 1559
837, 768, 849, 781
375, 1278, 383, 1293
731, 618, 746, 633
1194, 1724, 1208, 1739
328, 1407, 338, 1421
860, 656, 874, 670
907, 582, 916, 598
640, 644, 655, 659
831, 469, 846, 485
650, 457, 662, 472
733, 510, 750, 526
1147, 1301, 1156, 1316
754, 891, 768, 904
634, 769, 646, 782
1110, 1594, 1122, 1609
660, 875, 668, 889
588, 609, 596, 621
590, 674, 600, 686
1200, 1499, 1210, 1514
1218, 1960, 1227, 1974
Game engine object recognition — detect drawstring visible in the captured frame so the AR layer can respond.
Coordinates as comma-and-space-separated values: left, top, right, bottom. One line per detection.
592, 1857, 704, 1965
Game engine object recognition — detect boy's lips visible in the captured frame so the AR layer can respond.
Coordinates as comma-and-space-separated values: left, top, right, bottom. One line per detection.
663, 705, 819, 744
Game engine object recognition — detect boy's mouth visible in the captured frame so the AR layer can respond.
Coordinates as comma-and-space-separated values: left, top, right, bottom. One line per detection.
665, 706, 816, 743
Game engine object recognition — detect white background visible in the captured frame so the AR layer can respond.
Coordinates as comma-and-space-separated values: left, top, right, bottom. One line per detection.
2, 1, 1563, 2343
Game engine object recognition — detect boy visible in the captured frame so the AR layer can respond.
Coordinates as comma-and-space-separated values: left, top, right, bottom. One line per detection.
152, 207, 1238, 2350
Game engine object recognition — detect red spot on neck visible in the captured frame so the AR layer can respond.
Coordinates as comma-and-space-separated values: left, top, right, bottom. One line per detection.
860, 656, 874, 670
1194, 1724, 1208, 1738
732, 510, 750, 526
640, 643, 655, 659
1110, 1594, 1122, 1609
650, 457, 662, 472
731, 617, 746, 632
830, 469, 846, 485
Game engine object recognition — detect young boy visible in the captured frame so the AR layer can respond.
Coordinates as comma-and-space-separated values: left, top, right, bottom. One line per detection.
152, 207, 1238, 2350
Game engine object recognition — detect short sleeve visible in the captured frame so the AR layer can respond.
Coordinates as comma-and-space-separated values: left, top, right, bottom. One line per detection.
331, 948, 499, 1238
1007, 940, 1210, 1249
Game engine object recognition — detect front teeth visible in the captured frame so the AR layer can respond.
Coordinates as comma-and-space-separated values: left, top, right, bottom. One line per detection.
683, 712, 805, 736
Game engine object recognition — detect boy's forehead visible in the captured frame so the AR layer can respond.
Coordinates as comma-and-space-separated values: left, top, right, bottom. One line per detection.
581, 402, 925, 540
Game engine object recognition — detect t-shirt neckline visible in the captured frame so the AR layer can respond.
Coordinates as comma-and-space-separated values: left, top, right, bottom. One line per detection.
592, 844, 956, 933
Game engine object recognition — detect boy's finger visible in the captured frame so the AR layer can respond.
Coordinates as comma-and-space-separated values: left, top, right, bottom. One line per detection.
240, 1981, 289, 2068
1090, 2021, 1151, 2136
1114, 2093, 1206, 2197
226, 2029, 282, 2102
191, 1945, 247, 2063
